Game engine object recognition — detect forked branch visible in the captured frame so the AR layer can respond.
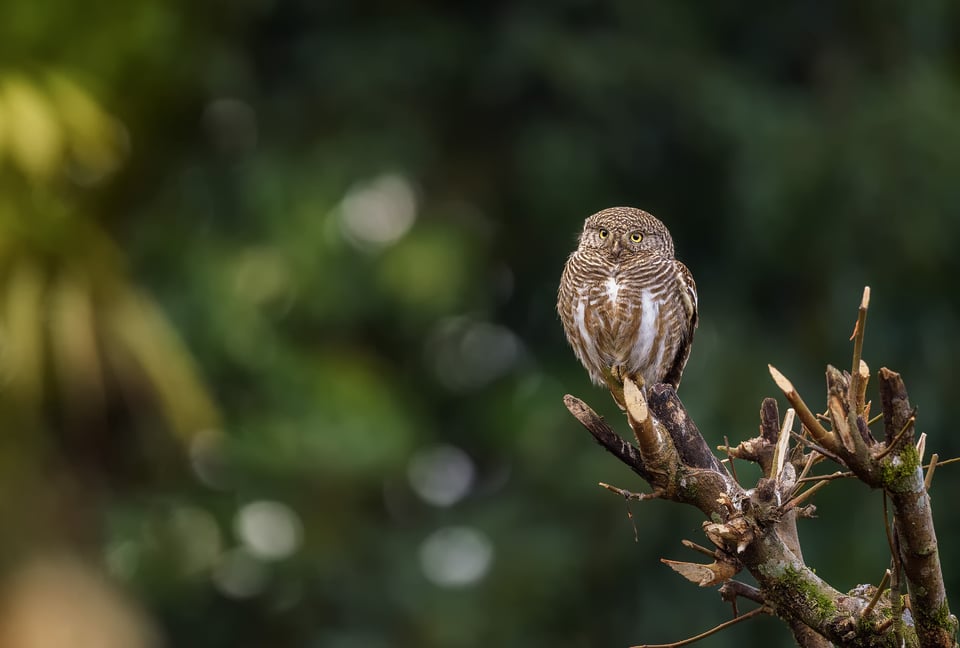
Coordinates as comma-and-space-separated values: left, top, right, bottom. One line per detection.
564, 288, 957, 648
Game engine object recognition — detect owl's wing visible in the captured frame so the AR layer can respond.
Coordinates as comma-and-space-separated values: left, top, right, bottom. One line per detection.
662, 260, 698, 388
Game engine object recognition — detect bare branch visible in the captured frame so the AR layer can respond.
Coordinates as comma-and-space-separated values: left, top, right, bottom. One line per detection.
630, 606, 768, 648
720, 580, 765, 605
563, 394, 650, 481
925, 453, 939, 491
849, 286, 870, 415
860, 569, 891, 621
769, 365, 838, 454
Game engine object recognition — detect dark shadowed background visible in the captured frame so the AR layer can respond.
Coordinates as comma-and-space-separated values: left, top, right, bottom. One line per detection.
1, 2, 959, 647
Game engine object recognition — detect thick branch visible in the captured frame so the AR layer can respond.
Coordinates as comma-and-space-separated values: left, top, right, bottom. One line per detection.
877, 369, 957, 647
737, 534, 868, 646
647, 384, 725, 474
563, 394, 651, 482
565, 387, 736, 518
879, 368, 914, 448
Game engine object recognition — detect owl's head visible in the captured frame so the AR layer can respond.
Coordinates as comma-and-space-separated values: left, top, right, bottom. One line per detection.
578, 207, 675, 260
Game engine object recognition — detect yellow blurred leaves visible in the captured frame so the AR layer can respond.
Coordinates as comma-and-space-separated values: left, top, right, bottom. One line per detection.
0, 78, 62, 180
105, 289, 220, 442
0, 71, 126, 182
0, 70, 217, 453
1, 258, 46, 407
49, 269, 106, 424
0, 245, 220, 446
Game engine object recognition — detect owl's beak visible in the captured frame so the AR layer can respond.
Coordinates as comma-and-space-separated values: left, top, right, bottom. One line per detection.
609, 239, 622, 259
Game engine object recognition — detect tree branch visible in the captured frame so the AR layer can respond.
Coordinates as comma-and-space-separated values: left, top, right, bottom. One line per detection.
878, 369, 955, 648
563, 288, 958, 647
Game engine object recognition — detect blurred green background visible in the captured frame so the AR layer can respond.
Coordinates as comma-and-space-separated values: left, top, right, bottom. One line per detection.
1, 2, 959, 647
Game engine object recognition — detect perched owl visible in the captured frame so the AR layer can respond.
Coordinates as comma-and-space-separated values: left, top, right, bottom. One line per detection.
557, 207, 698, 398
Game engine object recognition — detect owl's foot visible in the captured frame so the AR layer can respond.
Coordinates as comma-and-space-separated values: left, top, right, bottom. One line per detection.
603, 365, 643, 411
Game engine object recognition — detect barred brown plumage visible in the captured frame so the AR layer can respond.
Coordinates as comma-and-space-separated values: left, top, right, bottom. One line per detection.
557, 207, 698, 398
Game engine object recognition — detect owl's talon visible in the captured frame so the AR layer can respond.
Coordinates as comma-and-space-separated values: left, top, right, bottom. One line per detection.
601, 365, 622, 385
610, 386, 626, 411
602, 366, 628, 410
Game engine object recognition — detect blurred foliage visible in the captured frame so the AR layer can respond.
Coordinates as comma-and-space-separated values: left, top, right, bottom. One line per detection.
1, 1, 960, 647
0, 67, 218, 513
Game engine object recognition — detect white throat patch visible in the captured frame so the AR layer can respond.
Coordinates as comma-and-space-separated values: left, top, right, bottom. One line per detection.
604, 277, 620, 303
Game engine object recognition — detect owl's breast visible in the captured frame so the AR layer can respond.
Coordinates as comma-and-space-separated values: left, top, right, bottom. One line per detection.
573, 265, 675, 372
578, 271, 642, 342
592, 271, 636, 317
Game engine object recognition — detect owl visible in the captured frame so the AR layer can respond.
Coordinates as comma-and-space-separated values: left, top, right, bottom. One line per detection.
557, 207, 698, 399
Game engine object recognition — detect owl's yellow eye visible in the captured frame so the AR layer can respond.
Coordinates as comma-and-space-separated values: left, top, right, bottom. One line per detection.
598, 228, 609, 239
630, 232, 643, 243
